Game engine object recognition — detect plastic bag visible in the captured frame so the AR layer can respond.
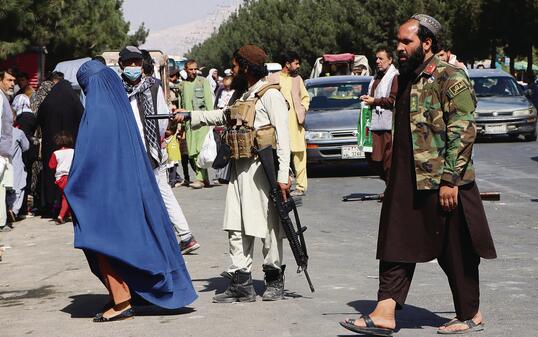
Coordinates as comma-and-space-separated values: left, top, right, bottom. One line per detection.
197, 127, 217, 169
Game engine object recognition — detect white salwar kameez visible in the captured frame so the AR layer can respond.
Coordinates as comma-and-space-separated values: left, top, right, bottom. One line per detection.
191, 79, 290, 272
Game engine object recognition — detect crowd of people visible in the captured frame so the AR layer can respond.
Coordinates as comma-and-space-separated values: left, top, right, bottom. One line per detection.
0, 68, 82, 233
0, 13, 499, 335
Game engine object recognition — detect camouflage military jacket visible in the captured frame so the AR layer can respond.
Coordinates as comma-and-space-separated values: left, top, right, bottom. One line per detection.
410, 56, 477, 190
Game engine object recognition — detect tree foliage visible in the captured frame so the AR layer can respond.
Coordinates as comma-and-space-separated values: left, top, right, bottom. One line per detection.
188, 0, 538, 77
0, 0, 149, 66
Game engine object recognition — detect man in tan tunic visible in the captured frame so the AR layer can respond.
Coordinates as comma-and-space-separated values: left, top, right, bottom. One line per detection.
268, 51, 310, 196
177, 45, 291, 302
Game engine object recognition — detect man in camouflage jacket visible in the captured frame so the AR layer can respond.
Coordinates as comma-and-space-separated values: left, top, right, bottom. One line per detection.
410, 53, 477, 191
339, 15, 496, 337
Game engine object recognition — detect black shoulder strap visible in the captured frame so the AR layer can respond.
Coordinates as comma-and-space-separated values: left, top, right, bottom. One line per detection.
150, 82, 159, 113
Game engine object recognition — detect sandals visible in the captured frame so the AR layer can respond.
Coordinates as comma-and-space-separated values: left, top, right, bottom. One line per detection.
437, 319, 484, 334
93, 307, 134, 323
339, 315, 394, 336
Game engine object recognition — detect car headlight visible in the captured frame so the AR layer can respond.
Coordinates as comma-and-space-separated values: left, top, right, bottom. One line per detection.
513, 107, 537, 116
305, 131, 331, 141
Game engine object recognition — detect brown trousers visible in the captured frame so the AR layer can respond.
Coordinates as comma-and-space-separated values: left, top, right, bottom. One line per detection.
366, 130, 392, 184
96, 254, 131, 305
377, 204, 480, 321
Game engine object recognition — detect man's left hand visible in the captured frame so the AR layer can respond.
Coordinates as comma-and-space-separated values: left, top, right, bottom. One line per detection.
439, 184, 459, 212
173, 109, 188, 123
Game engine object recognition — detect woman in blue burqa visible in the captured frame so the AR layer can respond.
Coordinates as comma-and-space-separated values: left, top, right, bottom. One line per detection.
65, 60, 197, 322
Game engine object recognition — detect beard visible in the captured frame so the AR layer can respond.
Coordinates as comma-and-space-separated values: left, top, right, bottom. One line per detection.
398, 46, 425, 77
228, 73, 248, 105
231, 73, 248, 93
289, 68, 299, 77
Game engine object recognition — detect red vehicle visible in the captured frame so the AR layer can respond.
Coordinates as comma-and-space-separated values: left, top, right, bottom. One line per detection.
0, 50, 45, 89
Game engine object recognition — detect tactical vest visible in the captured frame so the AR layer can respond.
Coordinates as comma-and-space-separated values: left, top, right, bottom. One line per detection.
225, 84, 279, 160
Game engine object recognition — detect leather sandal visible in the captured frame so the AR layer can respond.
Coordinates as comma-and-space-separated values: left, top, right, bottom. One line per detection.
437, 319, 484, 334
339, 315, 394, 336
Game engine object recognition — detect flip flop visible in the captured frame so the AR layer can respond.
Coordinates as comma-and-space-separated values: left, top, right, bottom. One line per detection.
339, 315, 394, 336
437, 319, 484, 334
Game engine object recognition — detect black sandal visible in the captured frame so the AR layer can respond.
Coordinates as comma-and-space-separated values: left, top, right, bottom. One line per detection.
93, 307, 134, 323
339, 315, 394, 336
437, 319, 484, 334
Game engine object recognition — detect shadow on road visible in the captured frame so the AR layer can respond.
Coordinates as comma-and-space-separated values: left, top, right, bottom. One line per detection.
61, 294, 111, 318
191, 277, 307, 299
192, 276, 264, 295
61, 294, 195, 318
339, 300, 450, 334
308, 162, 372, 178
531, 156, 538, 162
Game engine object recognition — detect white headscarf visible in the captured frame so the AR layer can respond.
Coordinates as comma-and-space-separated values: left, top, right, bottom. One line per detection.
207, 68, 218, 94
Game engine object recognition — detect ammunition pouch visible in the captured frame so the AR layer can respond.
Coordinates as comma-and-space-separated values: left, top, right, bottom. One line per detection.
229, 100, 256, 127
223, 83, 280, 159
226, 127, 256, 159
255, 124, 277, 150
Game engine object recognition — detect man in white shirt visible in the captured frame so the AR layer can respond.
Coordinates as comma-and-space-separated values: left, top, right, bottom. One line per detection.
0, 69, 15, 231
118, 46, 200, 254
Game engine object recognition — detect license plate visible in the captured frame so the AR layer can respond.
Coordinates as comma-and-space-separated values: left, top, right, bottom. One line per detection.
341, 145, 364, 159
485, 124, 507, 134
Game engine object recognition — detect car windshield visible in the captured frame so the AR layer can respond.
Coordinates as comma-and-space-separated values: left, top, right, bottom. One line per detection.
471, 76, 522, 97
307, 81, 369, 111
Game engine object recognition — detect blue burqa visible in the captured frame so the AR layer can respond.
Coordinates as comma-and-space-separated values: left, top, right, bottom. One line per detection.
65, 60, 197, 309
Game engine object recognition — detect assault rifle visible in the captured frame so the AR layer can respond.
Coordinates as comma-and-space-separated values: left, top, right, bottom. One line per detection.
256, 145, 315, 293
145, 112, 191, 120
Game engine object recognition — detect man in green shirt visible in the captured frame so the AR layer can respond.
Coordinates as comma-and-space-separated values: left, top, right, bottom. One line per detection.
179, 59, 214, 188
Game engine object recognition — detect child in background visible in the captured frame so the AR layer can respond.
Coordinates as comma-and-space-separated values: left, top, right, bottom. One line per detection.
164, 121, 182, 188
48, 131, 74, 224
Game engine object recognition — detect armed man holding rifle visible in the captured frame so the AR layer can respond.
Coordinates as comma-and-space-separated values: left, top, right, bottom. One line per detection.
175, 44, 304, 302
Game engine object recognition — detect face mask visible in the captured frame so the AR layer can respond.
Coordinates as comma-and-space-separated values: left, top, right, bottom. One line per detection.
123, 66, 142, 81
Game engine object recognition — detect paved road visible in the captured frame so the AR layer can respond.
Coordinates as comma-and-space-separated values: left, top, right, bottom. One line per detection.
1, 139, 537, 337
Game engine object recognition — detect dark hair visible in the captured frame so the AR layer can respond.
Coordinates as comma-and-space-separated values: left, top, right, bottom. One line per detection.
417, 25, 440, 54
92, 56, 106, 65
375, 46, 393, 59
0, 68, 15, 80
47, 71, 64, 82
278, 51, 301, 67
437, 40, 451, 52
54, 131, 74, 148
140, 50, 154, 76
17, 72, 29, 80
167, 120, 178, 134
185, 59, 197, 68
232, 50, 268, 79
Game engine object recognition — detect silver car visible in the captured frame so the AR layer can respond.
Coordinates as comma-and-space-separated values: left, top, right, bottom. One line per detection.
304, 75, 372, 164
470, 69, 537, 141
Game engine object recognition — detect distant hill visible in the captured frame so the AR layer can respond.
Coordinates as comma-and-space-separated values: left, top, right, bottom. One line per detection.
141, 2, 240, 57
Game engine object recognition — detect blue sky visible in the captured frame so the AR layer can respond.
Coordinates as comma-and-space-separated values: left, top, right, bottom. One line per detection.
122, 0, 240, 32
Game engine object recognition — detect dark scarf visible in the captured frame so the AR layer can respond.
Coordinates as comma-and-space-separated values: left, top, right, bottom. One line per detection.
124, 77, 162, 166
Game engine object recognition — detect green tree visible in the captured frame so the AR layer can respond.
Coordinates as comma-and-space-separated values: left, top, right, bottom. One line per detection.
0, 0, 149, 68
188, 0, 538, 78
